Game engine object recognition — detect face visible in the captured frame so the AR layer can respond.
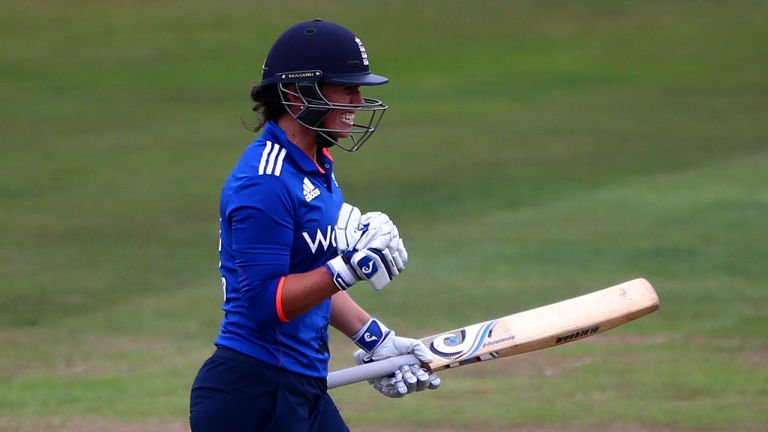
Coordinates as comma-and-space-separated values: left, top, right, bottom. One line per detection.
319, 84, 364, 138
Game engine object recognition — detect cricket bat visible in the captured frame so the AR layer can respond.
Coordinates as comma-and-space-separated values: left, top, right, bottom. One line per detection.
327, 278, 659, 389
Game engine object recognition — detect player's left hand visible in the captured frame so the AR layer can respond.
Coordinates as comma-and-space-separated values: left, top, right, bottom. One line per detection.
366, 364, 441, 398
352, 318, 441, 398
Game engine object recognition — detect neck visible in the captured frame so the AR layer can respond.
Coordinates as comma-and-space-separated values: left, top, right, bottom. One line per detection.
277, 115, 318, 162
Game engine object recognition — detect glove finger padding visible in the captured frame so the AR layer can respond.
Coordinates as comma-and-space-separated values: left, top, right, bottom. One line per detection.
381, 248, 399, 278
357, 212, 394, 251
372, 369, 408, 398
335, 206, 397, 253
399, 364, 419, 393
397, 364, 441, 393
420, 366, 441, 390
406, 364, 431, 391
388, 237, 407, 273
368, 364, 440, 398
335, 203, 362, 252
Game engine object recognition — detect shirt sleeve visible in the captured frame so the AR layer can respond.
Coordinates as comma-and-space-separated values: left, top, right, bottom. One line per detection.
227, 176, 295, 324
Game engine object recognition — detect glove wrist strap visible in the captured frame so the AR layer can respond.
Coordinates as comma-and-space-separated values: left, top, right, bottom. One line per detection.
352, 318, 391, 353
325, 256, 357, 291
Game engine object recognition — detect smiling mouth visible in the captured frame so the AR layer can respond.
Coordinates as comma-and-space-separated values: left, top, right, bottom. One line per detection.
340, 112, 355, 126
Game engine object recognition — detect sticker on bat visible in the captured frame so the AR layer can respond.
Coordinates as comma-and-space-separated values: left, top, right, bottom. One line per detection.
429, 320, 498, 360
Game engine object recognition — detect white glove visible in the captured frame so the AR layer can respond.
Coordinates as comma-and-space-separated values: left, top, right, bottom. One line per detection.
335, 203, 364, 252
325, 248, 398, 291
335, 203, 396, 252
352, 318, 441, 398
327, 204, 408, 290
386, 224, 408, 274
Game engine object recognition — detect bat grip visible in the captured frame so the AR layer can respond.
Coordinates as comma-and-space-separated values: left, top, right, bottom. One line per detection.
326, 354, 421, 390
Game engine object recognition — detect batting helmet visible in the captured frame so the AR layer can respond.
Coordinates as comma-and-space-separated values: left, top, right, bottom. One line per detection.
261, 19, 389, 151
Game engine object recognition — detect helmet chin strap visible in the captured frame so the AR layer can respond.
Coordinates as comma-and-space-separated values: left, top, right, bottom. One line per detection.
294, 82, 333, 129
285, 82, 337, 149
317, 133, 338, 149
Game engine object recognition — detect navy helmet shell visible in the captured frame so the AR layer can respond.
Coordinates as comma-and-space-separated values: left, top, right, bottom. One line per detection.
261, 19, 388, 86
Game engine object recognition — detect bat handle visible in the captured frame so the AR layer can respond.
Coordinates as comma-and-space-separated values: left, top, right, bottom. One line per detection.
326, 354, 421, 390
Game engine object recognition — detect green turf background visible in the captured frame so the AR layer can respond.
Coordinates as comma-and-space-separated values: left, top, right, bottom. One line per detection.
1, 1, 767, 430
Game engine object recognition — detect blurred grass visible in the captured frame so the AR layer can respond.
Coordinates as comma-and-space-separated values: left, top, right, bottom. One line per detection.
1, 0, 767, 430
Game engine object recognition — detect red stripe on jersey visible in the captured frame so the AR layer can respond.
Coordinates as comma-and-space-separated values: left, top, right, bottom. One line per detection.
322, 147, 334, 162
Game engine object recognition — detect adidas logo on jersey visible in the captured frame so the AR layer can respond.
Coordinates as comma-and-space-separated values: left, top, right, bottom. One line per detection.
303, 177, 320, 202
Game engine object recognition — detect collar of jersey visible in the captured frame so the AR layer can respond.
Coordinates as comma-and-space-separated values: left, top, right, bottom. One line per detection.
263, 121, 333, 174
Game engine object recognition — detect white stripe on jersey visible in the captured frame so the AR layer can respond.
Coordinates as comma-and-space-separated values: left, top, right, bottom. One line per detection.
258, 141, 272, 175
265, 144, 279, 175
274, 146, 287, 176
258, 141, 286, 176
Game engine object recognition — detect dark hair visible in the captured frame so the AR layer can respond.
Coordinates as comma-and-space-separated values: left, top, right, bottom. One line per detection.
247, 84, 286, 132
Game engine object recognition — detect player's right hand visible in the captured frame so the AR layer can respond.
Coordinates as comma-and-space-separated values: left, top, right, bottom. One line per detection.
325, 247, 399, 291
328, 203, 407, 290
335, 203, 395, 252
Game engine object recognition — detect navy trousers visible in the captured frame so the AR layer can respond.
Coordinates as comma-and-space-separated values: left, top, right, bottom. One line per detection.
190, 346, 349, 432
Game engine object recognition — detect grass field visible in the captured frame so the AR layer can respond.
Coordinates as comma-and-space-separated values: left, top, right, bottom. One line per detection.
1, 1, 767, 431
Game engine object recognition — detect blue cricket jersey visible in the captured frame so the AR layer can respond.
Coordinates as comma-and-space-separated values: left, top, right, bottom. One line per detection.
214, 121, 344, 378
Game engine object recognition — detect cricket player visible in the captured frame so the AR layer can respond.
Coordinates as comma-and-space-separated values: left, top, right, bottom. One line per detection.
189, 19, 440, 432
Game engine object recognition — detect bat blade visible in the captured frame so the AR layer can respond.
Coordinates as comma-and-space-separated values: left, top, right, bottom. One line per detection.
327, 278, 659, 389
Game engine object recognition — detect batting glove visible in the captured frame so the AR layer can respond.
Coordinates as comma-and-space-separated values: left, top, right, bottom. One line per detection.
325, 247, 399, 291
386, 224, 408, 274
352, 318, 441, 398
335, 203, 396, 252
